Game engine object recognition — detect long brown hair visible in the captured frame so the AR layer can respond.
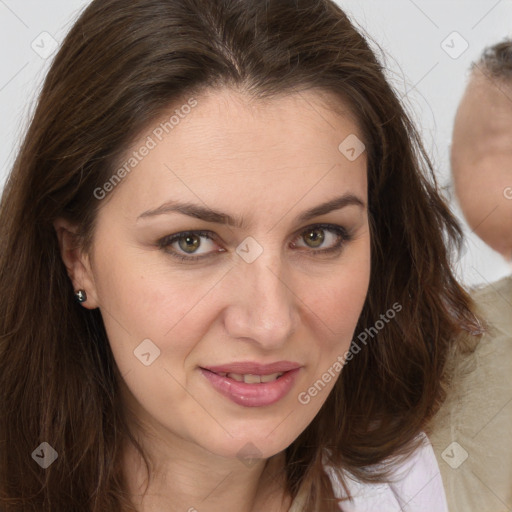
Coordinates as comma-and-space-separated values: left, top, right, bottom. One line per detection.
0, 0, 480, 510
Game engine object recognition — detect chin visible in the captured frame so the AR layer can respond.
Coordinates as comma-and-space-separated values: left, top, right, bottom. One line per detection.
201, 430, 295, 463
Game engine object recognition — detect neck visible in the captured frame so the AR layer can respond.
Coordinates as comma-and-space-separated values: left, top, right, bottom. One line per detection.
122, 434, 291, 512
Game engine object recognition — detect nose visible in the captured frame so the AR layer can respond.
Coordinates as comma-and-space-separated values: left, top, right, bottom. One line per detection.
222, 244, 299, 350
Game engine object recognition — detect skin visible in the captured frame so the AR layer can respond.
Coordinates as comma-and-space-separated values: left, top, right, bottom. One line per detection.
54, 87, 371, 512
451, 68, 512, 261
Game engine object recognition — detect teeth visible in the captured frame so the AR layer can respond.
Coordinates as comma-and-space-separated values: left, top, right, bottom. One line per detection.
244, 374, 261, 384
223, 372, 284, 383
260, 372, 283, 382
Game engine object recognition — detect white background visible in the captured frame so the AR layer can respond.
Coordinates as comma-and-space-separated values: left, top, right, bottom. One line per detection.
1, 0, 511, 287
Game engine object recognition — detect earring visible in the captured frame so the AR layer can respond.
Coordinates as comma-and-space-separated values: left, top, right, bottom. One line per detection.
75, 289, 87, 303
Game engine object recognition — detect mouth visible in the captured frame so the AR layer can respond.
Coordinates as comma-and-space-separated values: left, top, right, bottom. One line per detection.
202, 360, 301, 375
208, 371, 285, 383
199, 363, 302, 407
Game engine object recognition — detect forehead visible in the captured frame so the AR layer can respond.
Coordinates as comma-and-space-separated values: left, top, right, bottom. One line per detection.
458, 71, 512, 132
102, 87, 368, 224
453, 71, 512, 157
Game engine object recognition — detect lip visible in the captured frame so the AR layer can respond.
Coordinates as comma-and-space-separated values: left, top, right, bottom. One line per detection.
203, 361, 301, 375
200, 363, 302, 407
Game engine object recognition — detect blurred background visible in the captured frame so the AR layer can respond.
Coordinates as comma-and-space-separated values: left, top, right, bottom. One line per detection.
1, 0, 511, 287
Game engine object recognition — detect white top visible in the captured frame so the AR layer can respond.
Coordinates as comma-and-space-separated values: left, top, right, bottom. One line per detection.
289, 432, 448, 512
326, 433, 448, 512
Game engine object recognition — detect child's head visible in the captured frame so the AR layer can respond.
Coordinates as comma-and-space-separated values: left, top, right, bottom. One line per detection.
451, 39, 512, 261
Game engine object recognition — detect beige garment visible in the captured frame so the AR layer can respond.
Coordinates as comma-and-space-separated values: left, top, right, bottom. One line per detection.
429, 274, 512, 512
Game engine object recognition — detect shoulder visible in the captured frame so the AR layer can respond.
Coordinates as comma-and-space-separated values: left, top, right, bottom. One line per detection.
471, 274, 512, 336
429, 275, 512, 511
324, 433, 448, 512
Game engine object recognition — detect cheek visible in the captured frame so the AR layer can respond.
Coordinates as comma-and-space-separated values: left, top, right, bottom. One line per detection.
94, 239, 204, 327
313, 275, 369, 364
91, 243, 219, 367
305, 250, 370, 345
93, 231, 370, 369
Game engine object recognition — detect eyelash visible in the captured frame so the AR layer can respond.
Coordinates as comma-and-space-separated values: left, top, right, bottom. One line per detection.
157, 223, 353, 263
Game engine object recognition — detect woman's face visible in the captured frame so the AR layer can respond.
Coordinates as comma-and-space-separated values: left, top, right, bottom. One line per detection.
77, 87, 370, 462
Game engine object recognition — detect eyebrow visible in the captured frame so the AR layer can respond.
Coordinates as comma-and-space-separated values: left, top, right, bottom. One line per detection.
136, 193, 365, 229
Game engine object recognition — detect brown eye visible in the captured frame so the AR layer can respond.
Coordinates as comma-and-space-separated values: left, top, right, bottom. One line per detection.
303, 227, 325, 248
158, 230, 221, 261
292, 224, 352, 257
159, 224, 351, 264
178, 234, 201, 253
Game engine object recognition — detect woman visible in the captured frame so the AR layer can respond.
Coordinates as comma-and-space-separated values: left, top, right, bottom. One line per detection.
0, 0, 480, 510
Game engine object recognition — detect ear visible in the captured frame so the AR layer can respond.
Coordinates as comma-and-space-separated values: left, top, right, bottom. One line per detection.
53, 217, 99, 309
